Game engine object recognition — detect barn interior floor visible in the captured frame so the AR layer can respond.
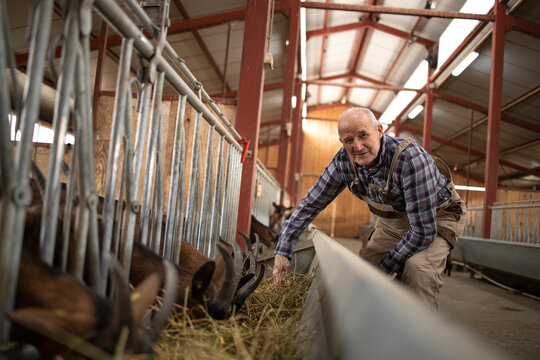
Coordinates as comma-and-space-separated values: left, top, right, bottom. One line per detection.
332, 237, 540, 360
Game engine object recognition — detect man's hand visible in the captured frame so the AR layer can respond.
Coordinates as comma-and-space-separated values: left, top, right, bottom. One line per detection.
273, 254, 291, 288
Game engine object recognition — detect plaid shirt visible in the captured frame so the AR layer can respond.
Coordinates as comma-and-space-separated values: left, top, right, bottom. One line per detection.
275, 134, 451, 275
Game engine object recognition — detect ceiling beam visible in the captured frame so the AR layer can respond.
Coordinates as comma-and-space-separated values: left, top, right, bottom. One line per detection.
305, 79, 422, 92
506, 14, 540, 38
171, 0, 231, 93
307, 20, 435, 49
369, 17, 423, 109
301, 2, 495, 21
400, 124, 540, 179
211, 81, 284, 98
316, 0, 331, 106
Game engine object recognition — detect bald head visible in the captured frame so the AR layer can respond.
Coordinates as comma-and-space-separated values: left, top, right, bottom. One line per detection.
337, 108, 379, 132
338, 107, 383, 167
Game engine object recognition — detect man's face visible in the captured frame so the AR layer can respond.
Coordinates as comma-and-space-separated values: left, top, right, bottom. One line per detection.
338, 112, 383, 167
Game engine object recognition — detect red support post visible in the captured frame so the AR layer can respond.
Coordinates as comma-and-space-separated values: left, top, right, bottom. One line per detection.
235, 0, 272, 242
277, 0, 300, 189
422, 68, 433, 153
482, 1, 506, 239
287, 81, 303, 204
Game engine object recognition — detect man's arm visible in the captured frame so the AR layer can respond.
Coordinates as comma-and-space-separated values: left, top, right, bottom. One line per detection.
378, 150, 441, 275
273, 155, 347, 285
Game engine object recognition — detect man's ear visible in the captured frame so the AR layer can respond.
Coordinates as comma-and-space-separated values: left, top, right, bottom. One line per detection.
377, 123, 384, 138
339, 137, 344, 144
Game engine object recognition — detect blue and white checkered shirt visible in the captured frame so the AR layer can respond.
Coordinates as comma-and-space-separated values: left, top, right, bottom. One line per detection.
274, 134, 451, 275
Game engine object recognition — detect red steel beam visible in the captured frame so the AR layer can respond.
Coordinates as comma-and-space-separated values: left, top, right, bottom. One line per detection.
277, 0, 300, 189
212, 81, 284, 98
316, 0, 330, 106
482, 1, 505, 239
342, 0, 379, 103
172, 0, 231, 93
301, 2, 495, 21
307, 20, 435, 49
287, 80, 303, 203
369, 17, 423, 109
305, 79, 423, 92
399, 124, 540, 179
235, 0, 272, 244
506, 14, 540, 38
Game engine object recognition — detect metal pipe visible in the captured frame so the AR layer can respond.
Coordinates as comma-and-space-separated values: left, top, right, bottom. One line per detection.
198, 127, 215, 255
0, 0, 55, 343
99, 37, 134, 295
165, 95, 187, 261
93, 0, 242, 150
209, 135, 225, 259
40, 1, 80, 265
185, 111, 203, 247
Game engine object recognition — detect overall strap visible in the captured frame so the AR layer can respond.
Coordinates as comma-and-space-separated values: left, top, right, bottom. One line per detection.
369, 138, 414, 202
348, 154, 366, 195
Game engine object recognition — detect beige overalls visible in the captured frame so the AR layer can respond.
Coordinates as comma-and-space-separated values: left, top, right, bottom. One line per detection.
350, 139, 467, 309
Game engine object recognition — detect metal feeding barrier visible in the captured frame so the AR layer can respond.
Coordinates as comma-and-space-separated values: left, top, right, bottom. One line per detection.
0, 0, 262, 342
458, 200, 540, 281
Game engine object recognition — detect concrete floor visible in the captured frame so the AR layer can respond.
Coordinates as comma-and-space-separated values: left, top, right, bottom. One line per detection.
332, 237, 540, 360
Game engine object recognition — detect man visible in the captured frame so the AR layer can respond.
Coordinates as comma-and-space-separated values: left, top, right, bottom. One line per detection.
273, 107, 466, 309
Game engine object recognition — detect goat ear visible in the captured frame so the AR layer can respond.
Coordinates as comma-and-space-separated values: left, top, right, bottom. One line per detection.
192, 261, 215, 297
131, 272, 161, 327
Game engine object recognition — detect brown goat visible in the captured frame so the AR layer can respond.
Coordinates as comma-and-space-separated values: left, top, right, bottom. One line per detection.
250, 215, 278, 248
10, 245, 176, 359
269, 202, 292, 233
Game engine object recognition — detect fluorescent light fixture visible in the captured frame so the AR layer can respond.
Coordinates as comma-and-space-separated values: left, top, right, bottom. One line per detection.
408, 105, 424, 119
291, 95, 297, 109
454, 185, 485, 192
452, 51, 479, 76
437, 0, 492, 71
378, 60, 428, 125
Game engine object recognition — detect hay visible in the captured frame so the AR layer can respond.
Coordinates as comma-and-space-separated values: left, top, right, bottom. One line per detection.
153, 269, 314, 360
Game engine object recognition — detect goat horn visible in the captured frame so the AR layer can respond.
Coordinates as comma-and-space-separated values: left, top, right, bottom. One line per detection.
232, 263, 265, 309
209, 242, 242, 319
146, 259, 178, 342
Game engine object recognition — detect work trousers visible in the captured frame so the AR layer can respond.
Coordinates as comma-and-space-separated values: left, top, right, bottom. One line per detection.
362, 226, 450, 311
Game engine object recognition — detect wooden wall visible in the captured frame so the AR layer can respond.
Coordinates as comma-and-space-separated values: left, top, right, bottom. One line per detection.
297, 105, 371, 238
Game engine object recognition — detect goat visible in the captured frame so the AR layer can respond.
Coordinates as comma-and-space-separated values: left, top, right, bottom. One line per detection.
9, 229, 177, 359
250, 216, 278, 248
269, 202, 292, 234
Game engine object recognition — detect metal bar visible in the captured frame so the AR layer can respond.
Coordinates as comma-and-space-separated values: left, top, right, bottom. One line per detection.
198, 126, 215, 255
506, 14, 540, 37
0, 0, 54, 343
301, 2, 495, 21
185, 111, 203, 247
209, 135, 225, 259
219, 145, 233, 243
222, 23, 232, 97
119, 81, 152, 271
140, 73, 165, 248
0, 1, 13, 190
76, 26, 100, 289
92, 20, 108, 127
151, 115, 164, 255
164, 95, 187, 261
99, 37, 134, 295
277, 0, 300, 187
40, 1, 80, 265
93, 0, 242, 150
316, 0, 330, 107
482, 2, 506, 239
287, 81, 303, 203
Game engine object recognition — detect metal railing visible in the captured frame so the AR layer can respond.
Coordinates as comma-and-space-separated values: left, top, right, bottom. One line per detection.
0, 0, 257, 342
463, 200, 540, 244
252, 159, 282, 226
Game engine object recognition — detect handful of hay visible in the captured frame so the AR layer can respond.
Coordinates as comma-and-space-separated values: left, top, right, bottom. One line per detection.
153, 269, 314, 360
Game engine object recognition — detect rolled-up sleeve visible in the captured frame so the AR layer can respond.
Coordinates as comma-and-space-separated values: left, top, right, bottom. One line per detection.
274, 156, 347, 259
